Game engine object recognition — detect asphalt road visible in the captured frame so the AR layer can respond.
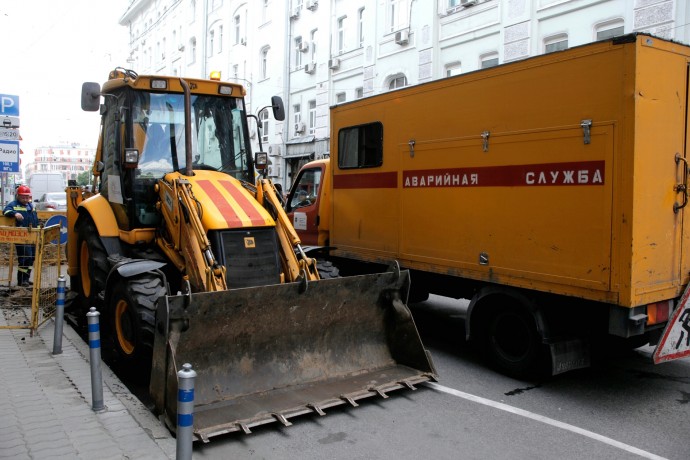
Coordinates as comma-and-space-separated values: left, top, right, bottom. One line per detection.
185, 295, 690, 460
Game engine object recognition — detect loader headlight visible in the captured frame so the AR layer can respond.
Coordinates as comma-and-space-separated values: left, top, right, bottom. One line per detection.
124, 148, 140, 168
151, 79, 167, 90
255, 152, 268, 170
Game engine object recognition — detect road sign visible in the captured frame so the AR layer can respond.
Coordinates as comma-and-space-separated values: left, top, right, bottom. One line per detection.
45, 215, 68, 245
0, 127, 19, 140
1, 116, 20, 128
0, 140, 19, 172
653, 283, 690, 363
0, 94, 19, 117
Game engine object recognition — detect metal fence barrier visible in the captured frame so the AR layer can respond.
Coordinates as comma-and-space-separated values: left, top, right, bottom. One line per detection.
0, 217, 63, 336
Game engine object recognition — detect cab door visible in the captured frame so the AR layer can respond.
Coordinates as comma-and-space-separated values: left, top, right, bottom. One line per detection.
286, 164, 324, 245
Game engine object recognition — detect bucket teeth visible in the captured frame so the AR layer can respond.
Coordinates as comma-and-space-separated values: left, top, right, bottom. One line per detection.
340, 395, 359, 407
308, 403, 326, 416
369, 386, 389, 398
272, 413, 292, 427
399, 380, 417, 391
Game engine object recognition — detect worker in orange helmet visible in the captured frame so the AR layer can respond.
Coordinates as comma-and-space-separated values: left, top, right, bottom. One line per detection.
3, 185, 39, 287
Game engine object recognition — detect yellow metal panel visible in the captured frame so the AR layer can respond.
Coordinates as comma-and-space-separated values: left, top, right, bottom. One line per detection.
180, 171, 275, 230
626, 37, 690, 305
79, 194, 119, 237
329, 35, 690, 307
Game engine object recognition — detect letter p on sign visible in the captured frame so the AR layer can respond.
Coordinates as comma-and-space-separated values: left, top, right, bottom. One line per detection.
0, 95, 19, 117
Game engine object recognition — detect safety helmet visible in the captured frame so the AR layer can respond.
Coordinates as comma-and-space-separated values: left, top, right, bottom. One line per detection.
16, 185, 31, 196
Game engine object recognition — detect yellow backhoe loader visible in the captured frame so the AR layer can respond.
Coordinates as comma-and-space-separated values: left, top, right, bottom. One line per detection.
68, 68, 436, 441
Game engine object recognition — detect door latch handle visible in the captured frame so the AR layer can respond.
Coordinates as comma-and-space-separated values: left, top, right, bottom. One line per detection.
674, 153, 688, 213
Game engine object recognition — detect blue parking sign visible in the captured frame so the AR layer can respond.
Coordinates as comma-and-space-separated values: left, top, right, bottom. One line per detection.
0, 94, 19, 117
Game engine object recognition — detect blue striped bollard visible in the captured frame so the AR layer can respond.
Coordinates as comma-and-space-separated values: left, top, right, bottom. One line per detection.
176, 363, 197, 460
87, 307, 106, 412
52, 276, 66, 355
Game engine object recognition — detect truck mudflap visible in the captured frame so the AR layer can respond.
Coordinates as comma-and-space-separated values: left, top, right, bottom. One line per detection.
150, 269, 437, 442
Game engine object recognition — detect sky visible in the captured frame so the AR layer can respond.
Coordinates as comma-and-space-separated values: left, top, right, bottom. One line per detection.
0, 1, 130, 153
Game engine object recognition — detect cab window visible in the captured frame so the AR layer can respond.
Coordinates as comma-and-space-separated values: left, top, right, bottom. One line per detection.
288, 168, 322, 211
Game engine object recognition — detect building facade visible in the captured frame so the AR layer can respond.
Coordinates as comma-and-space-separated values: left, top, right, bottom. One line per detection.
26, 144, 96, 187
120, 0, 690, 189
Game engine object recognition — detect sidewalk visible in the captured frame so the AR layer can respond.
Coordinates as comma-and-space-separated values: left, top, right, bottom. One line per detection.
0, 308, 176, 460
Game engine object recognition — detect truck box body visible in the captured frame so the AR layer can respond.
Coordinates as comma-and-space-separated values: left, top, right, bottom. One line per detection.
323, 34, 690, 313
28, 172, 65, 202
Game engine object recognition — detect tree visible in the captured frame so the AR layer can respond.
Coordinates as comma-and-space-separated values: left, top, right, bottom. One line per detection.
76, 171, 92, 186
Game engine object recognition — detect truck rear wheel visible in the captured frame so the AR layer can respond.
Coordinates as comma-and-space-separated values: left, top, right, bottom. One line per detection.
109, 275, 165, 367
481, 302, 543, 379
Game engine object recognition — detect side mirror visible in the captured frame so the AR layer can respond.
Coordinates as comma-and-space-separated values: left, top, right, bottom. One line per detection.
271, 96, 285, 121
81, 82, 101, 112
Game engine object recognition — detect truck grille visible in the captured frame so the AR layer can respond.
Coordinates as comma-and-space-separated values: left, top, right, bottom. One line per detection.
211, 228, 281, 289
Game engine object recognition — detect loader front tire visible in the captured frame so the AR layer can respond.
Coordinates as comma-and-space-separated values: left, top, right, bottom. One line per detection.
110, 274, 165, 367
75, 216, 108, 306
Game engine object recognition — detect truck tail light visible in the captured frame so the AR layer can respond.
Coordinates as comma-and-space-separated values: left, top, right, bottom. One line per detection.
647, 300, 672, 325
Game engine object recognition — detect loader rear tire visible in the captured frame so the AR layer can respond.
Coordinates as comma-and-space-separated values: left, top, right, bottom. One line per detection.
110, 274, 165, 367
75, 216, 108, 306
316, 260, 340, 279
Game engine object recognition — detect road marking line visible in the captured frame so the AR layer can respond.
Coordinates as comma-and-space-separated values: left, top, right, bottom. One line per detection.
426, 382, 667, 460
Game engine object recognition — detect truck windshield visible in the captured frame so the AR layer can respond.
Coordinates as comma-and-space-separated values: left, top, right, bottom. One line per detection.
131, 91, 252, 181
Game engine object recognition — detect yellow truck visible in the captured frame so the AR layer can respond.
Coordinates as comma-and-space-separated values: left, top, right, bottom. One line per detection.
286, 34, 690, 377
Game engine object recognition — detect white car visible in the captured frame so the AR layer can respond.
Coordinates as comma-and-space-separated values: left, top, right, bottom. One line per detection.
35, 192, 67, 211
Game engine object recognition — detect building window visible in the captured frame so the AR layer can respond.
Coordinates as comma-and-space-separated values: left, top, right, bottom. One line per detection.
295, 37, 303, 67
355, 87, 364, 99
310, 29, 317, 62
235, 15, 241, 44
545, 34, 568, 53
388, 0, 408, 33
261, 47, 269, 79
293, 103, 302, 136
480, 53, 499, 69
336, 92, 346, 103
388, 74, 407, 90
358, 8, 365, 46
262, 0, 269, 23
445, 62, 461, 77
209, 30, 215, 56
308, 100, 316, 135
596, 21, 624, 41
337, 17, 346, 54
260, 110, 269, 143
190, 37, 196, 63
218, 25, 223, 53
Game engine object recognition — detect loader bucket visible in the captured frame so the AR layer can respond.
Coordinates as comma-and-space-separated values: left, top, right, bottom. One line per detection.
150, 269, 437, 442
